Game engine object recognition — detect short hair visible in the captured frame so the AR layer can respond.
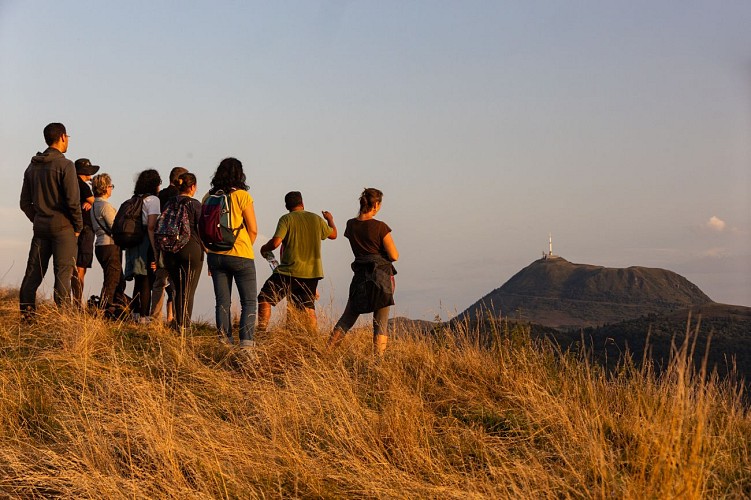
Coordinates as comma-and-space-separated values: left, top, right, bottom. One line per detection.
43, 123, 66, 146
169, 167, 188, 185
133, 169, 162, 196
210, 157, 248, 193
358, 188, 383, 215
91, 173, 112, 197
176, 172, 197, 194
284, 191, 303, 210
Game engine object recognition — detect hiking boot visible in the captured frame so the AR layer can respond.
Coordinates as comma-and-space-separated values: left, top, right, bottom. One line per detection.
239, 339, 256, 348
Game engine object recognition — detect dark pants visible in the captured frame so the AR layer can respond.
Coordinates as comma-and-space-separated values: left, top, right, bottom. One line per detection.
20, 228, 78, 312
163, 240, 203, 330
334, 303, 391, 336
133, 270, 156, 317
94, 244, 126, 307
258, 273, 319, 310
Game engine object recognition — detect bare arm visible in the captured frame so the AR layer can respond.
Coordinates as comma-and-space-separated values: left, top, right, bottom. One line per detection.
383, 232, 399, 262
242, 201, 258, 245
147, 213, 158, 262
82, 195, 95, 212
322, 210, 337, 240
260, 237, 283, 255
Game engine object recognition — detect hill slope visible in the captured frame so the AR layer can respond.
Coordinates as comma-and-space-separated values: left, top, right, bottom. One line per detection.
459, 257, 712, 329
551, 302, 751, 380
1, 289, 750, 497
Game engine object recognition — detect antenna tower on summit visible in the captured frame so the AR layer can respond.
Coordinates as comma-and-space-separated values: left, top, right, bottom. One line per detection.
542, 233, 559, 260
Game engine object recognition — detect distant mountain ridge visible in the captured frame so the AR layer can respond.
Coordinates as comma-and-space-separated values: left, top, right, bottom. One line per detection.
459, 257, 712, 329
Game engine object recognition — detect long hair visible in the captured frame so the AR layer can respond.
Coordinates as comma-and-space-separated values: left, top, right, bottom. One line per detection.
133, 169, 161, 196
210, 157, 248, 193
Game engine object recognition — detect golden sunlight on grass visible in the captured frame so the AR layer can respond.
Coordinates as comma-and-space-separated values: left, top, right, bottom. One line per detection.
0, 287, 749, 498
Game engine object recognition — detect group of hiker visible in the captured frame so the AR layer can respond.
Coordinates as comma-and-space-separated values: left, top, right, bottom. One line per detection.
19, 123, 399, 355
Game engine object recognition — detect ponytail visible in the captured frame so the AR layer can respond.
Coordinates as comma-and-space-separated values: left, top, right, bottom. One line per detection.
358, 188, 383, 215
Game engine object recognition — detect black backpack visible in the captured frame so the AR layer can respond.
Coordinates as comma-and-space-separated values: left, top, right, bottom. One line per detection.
112, 195, 145, 248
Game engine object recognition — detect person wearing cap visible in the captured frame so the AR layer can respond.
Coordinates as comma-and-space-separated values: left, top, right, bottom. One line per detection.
19, 122, 83, 317
71, 158, 99, 308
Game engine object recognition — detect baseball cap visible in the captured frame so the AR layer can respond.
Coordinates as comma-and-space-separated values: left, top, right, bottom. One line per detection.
75, 158, 100, 175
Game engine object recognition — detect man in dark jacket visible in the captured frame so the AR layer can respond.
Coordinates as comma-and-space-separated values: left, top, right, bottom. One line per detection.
19, 122, 83, 317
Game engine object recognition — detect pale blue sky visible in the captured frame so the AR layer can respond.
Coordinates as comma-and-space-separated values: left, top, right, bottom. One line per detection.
1, 1, 749, 322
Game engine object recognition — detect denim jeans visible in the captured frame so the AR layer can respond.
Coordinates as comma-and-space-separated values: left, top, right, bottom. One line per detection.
207, 253, 257, 343
150, 267, 174, 319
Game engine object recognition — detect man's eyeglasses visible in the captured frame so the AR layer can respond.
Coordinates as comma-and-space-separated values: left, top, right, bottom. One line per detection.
108, 184, 115, 189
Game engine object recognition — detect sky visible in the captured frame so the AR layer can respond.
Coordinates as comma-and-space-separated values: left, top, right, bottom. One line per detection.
1, 0, 749, 324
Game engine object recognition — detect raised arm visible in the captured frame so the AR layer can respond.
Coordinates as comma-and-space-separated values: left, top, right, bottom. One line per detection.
322, 210, 337, 240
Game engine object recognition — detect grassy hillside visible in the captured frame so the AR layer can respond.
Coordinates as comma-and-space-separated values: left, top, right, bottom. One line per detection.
1, 288, 750, 498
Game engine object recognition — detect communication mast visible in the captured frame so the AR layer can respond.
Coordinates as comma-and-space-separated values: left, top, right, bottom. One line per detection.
542, 233, 558, 260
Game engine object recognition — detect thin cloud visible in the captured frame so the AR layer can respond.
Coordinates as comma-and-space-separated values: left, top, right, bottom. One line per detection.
706, 216, 727, 232
702, 247, 728, 258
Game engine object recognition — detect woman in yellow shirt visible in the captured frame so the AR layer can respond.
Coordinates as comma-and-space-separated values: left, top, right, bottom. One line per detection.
203, 158, 258, 347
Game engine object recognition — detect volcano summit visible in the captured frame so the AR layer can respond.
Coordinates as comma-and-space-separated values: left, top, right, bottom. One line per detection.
460, 257, 712, 329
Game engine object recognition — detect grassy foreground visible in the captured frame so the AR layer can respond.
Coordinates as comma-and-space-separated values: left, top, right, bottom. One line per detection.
0, 289, 749, 498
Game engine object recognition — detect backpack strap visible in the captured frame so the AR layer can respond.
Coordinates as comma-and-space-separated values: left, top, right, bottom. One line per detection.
93, 200, 113, 237
225, 188, 245, 231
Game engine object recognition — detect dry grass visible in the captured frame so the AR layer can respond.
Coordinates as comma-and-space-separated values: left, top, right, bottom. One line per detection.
0, 287, 749, 498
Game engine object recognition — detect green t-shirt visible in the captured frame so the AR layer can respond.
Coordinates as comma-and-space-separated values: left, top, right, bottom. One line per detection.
273, 210, 333, 278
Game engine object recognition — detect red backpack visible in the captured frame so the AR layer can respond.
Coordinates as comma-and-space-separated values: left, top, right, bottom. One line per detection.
199, 190, 243, 252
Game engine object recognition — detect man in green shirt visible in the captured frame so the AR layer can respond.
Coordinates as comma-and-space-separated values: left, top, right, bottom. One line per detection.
258, 191, 337, 333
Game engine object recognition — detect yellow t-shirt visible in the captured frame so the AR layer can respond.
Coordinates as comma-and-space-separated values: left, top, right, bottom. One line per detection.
202, 189, 255, 259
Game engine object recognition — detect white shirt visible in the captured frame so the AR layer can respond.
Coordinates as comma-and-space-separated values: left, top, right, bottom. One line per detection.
141, 195, 161, 225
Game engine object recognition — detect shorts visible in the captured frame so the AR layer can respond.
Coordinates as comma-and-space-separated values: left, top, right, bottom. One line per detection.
258, 273, 319, 310
76, 226, 95, 268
